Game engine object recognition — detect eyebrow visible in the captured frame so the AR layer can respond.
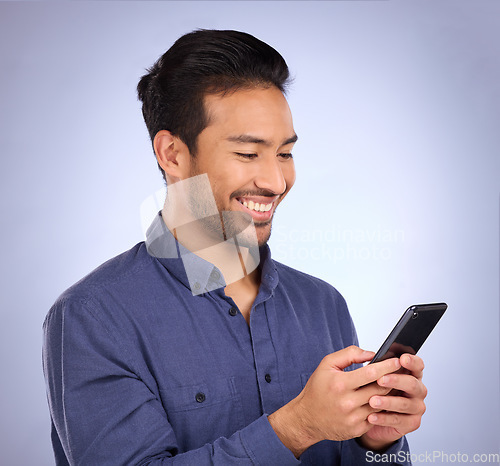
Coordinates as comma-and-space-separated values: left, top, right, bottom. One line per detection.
226, 133, 298, 147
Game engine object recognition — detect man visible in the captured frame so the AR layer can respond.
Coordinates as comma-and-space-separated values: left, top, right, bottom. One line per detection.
43, 30, 426, 465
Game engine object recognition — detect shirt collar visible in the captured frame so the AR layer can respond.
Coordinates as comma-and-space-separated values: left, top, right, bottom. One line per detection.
145, 211, 279, 297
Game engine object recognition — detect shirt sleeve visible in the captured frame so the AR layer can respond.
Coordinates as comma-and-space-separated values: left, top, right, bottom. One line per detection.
42, 294, 299, 466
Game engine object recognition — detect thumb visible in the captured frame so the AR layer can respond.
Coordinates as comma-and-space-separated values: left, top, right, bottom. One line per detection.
323, 346, 374, 371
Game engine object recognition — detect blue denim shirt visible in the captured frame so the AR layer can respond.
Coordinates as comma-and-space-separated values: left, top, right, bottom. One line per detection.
43, 213, 410, 465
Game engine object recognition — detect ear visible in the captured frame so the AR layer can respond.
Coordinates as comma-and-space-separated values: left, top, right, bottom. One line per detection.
153, 130, 191, 182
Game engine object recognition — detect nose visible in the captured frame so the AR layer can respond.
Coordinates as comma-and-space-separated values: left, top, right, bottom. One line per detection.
254, 156, 287, 195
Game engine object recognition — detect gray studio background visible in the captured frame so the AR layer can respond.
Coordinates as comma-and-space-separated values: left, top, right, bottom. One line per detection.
1, 1, 499, 464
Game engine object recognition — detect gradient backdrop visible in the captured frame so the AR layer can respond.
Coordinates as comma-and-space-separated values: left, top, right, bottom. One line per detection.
1, 1, 498, 464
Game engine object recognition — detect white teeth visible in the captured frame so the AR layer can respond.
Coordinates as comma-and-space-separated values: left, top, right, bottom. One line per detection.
240, 199, 273, 213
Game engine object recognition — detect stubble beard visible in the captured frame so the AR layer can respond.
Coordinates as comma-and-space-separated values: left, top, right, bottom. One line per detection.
185, 169, 274, 249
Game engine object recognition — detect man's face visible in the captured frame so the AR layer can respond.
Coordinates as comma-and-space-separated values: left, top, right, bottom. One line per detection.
185, 86, 297, 247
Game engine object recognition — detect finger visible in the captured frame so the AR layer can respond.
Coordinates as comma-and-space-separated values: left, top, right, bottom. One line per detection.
342, 404, 385, 433
354, 381, 392, 405
367, 412, 422, 435
323, 346, 375, 371
377, 373, 427, 399
400, 354, 425, 379
347, 357, 401, 389
369, 393, 426, 416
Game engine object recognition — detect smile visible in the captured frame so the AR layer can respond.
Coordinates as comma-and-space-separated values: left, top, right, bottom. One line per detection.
241, 200, 273, 212
235, 196, 277, 221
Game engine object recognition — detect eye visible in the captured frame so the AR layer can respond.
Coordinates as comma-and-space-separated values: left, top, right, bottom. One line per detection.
278, 153, 293, 159
235, 152, 258, 159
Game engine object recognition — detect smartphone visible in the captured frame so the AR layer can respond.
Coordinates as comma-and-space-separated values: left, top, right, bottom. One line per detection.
369, 303, 448, 364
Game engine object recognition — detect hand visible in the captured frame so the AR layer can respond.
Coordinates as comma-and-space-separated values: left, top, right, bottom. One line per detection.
359, 353, 427, 450
268, 346, 401, 457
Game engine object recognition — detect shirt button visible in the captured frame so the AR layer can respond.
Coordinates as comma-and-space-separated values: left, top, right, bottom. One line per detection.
195, 392, 206, 403
265, 373, 272, 383
210, 269, 221, 280
228, 307, 238, 317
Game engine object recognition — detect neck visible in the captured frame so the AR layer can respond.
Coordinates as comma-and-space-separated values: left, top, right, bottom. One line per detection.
161, 204, 261, 288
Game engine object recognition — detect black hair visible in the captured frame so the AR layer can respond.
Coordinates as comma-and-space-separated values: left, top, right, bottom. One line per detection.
137, 29, 290, 181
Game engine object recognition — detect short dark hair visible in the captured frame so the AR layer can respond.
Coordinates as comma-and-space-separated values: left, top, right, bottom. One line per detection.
137, 29, 290, 181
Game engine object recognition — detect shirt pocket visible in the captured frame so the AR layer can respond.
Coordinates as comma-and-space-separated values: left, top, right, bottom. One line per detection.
159, 376, 245, 452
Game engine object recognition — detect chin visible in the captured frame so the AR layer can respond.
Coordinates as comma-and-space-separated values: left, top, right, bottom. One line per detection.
255, 225, 272, 247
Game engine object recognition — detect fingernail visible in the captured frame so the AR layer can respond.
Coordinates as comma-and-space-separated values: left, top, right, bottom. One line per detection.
379, 376, 386, 386
370, 414, 378, 422
403, 355, 411, 365
372, 397, 381, 407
